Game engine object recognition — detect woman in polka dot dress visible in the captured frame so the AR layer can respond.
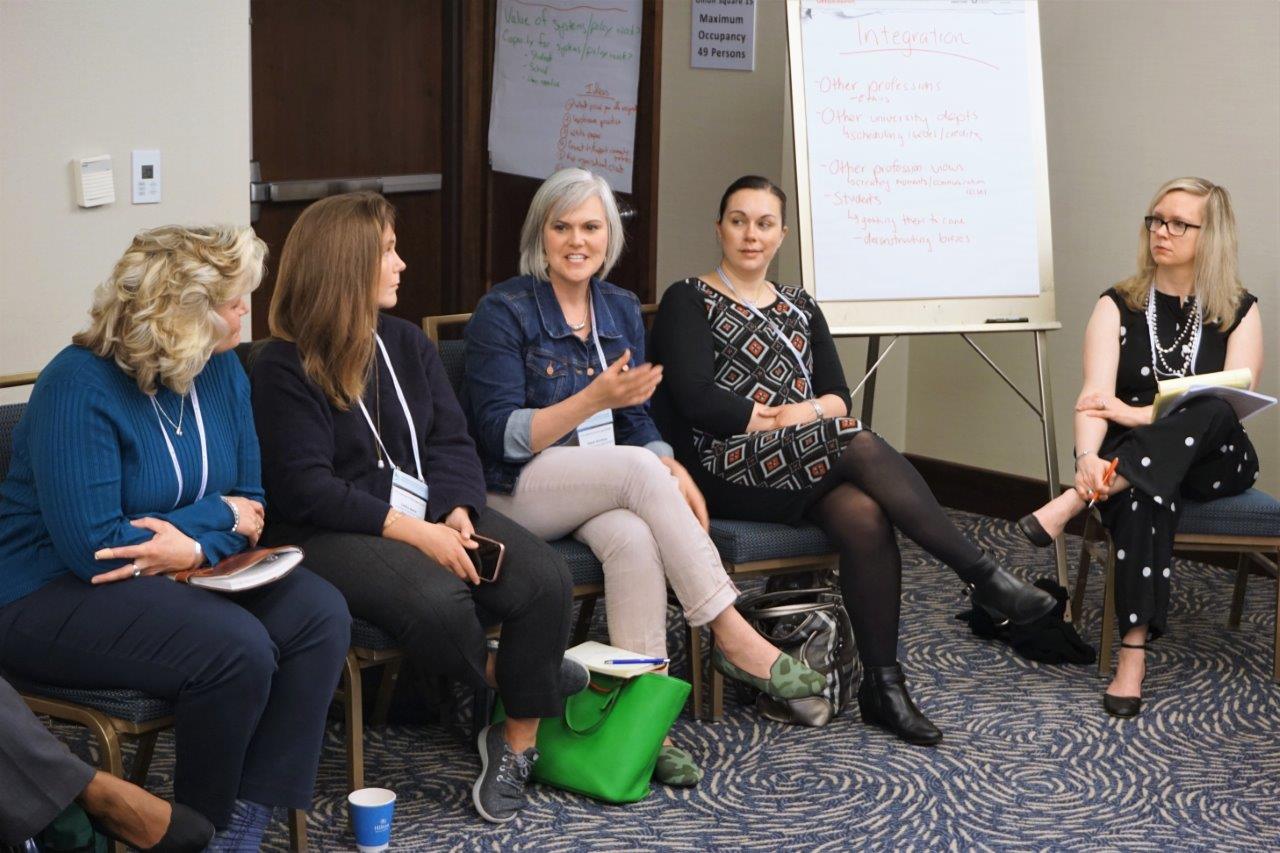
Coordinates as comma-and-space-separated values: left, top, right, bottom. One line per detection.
1018, 177, 1264, 718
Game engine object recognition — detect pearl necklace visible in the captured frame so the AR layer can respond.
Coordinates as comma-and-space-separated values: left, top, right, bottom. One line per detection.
1145, 283, 1201, 379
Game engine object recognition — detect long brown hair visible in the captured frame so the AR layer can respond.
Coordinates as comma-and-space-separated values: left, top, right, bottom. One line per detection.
269, 192, 395, 409
1114, 177, 1242, 330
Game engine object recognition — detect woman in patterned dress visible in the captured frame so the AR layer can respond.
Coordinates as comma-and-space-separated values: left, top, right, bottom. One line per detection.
1017, 177, 1263, 718
651, 175, 1057, 746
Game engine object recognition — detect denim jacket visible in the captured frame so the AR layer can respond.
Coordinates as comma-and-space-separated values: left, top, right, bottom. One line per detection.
462, 275, 672, 493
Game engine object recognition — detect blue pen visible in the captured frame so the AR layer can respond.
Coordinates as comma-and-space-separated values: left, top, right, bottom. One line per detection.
605, 657, 669, 665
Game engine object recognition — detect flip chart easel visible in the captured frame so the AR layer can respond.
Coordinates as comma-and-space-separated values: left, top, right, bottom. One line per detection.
787, 0, 1069, 596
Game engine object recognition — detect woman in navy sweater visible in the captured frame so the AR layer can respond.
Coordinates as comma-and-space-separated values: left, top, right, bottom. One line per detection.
252, 192, 577, 825
0, 225, 351, 848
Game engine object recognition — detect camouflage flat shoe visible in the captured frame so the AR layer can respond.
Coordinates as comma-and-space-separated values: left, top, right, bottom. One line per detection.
654, 744, 702, 787
711, 649, 826, 700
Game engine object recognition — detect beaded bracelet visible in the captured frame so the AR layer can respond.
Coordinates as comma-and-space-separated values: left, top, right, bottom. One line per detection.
221, 496, 241, 533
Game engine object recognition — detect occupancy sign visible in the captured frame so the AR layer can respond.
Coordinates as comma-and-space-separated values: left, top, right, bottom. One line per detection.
691, 0, 756, 71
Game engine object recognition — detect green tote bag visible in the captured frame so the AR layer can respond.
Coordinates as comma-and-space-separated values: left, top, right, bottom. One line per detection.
494, 672, 691, 804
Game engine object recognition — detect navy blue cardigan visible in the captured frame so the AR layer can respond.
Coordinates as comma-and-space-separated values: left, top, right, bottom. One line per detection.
252, 314, 486, 535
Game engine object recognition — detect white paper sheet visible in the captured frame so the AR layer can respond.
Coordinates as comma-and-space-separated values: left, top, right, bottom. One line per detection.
489, 0, 642, 193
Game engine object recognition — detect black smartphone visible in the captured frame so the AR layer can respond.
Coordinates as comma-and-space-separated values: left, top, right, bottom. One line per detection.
469, 534, 505, 582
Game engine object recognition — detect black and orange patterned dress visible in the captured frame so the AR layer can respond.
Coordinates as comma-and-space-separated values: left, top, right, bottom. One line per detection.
650, 277, 860, 524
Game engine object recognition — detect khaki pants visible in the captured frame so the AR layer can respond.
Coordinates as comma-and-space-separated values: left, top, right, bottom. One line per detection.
488, 446, 738, 658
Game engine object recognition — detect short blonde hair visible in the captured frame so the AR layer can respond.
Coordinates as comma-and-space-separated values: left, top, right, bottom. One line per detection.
1115, 177, 1242, 330
73, 225, 266, 395
518, 168, 625, 281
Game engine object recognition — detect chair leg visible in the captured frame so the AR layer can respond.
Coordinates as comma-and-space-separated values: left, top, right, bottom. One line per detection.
371, 658, 401, 728
1071, 513, 1096, 630
1098, 529, 1117, 677
1273, 548, 1279, 684
709, 633, 724, 722
342, 652, 364, 794
289, 809, 308, 852
1229, 553, 1249, 629
127, 729, 160, 787
572, 594, 597, 645
688, 622, 703, 720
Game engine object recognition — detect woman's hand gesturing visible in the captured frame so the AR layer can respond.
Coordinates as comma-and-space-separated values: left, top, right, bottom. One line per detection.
91, 518, 203, 584
586, 349, 663, 410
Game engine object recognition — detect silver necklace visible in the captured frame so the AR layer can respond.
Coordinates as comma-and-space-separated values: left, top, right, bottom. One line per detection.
563, 294, 590, 331
150, 393, 187, 436
715, 265, 771, 307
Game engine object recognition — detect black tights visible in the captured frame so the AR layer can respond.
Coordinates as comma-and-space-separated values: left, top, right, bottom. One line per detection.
805, 431, 986, 667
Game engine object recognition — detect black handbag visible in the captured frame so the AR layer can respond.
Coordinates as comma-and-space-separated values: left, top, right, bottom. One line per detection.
735, 585, 857, 727
956, 578, 1096, 665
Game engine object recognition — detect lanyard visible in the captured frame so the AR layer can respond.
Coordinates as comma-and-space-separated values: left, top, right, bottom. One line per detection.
586, 293, 608, 371
149, 384, 208, 511
715, 266, 812, 390
357, 334, 424, 480
1145, 282, 1202, 379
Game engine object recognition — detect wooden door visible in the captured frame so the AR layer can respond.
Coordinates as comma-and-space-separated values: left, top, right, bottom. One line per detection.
251, 0, 663, 339
250, 0, 447, 337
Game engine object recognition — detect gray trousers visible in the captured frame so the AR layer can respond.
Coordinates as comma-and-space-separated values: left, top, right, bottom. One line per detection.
0, 676, 95, 845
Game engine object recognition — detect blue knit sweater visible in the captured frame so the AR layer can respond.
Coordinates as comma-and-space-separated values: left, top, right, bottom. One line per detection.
0, 347, 263, 607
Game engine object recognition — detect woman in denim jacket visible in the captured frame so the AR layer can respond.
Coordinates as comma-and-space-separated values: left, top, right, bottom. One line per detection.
463, 168, 825, 786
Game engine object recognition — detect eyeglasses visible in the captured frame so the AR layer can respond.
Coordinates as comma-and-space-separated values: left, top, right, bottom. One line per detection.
1144, 216, 1202, 237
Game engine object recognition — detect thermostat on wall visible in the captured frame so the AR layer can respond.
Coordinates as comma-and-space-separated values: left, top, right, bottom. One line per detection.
73, 155, 115, 208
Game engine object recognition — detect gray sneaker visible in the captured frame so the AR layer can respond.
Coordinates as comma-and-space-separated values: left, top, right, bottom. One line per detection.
472, 724, 538, 823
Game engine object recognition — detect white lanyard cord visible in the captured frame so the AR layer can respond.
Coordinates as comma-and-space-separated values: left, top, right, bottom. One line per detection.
149, 384, 208, 511
587, 293, 608, 371
715, 266, 812, 390
356, 335, 424, 481
1145, 282, 1202, 379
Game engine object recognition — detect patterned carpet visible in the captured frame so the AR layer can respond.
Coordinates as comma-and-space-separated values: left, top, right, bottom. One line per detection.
51, 511, 1280, 850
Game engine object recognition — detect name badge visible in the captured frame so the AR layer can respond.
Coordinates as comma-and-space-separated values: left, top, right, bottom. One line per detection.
576, 408, 615, 448
390, 468, 429, 520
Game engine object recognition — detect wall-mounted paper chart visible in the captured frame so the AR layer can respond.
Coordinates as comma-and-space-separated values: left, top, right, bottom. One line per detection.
489, 0, 642, 193
792, 0, 1053, 316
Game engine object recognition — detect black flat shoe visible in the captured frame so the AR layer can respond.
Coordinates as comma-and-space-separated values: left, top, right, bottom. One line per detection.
960, 556, 1057, 625
857, 664, 942, 746
1017, 513, 1054, 548
92, 803, 214, 853
1103, 640, 1145, 719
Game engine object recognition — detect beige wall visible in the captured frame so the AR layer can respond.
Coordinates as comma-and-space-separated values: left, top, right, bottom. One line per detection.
905, 0, 1279, 496
0, 0, 251, 401
657, 0, 912, 447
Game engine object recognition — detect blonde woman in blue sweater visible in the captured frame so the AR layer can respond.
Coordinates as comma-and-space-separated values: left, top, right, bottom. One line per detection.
0, 226, 350, 849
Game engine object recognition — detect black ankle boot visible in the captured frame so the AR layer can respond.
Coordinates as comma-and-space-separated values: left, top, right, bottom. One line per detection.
856, 664, 942, 746
959, 556, 1056, 626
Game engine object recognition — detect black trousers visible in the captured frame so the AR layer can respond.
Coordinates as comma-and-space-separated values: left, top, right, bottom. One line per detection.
1099, 397, 1259, 638
0, 568, 351, 828
0, 676, 96, 845
267, 507, 573, 719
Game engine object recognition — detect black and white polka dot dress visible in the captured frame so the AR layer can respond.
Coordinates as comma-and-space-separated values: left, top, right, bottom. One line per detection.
1096, 287, 1260, 638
